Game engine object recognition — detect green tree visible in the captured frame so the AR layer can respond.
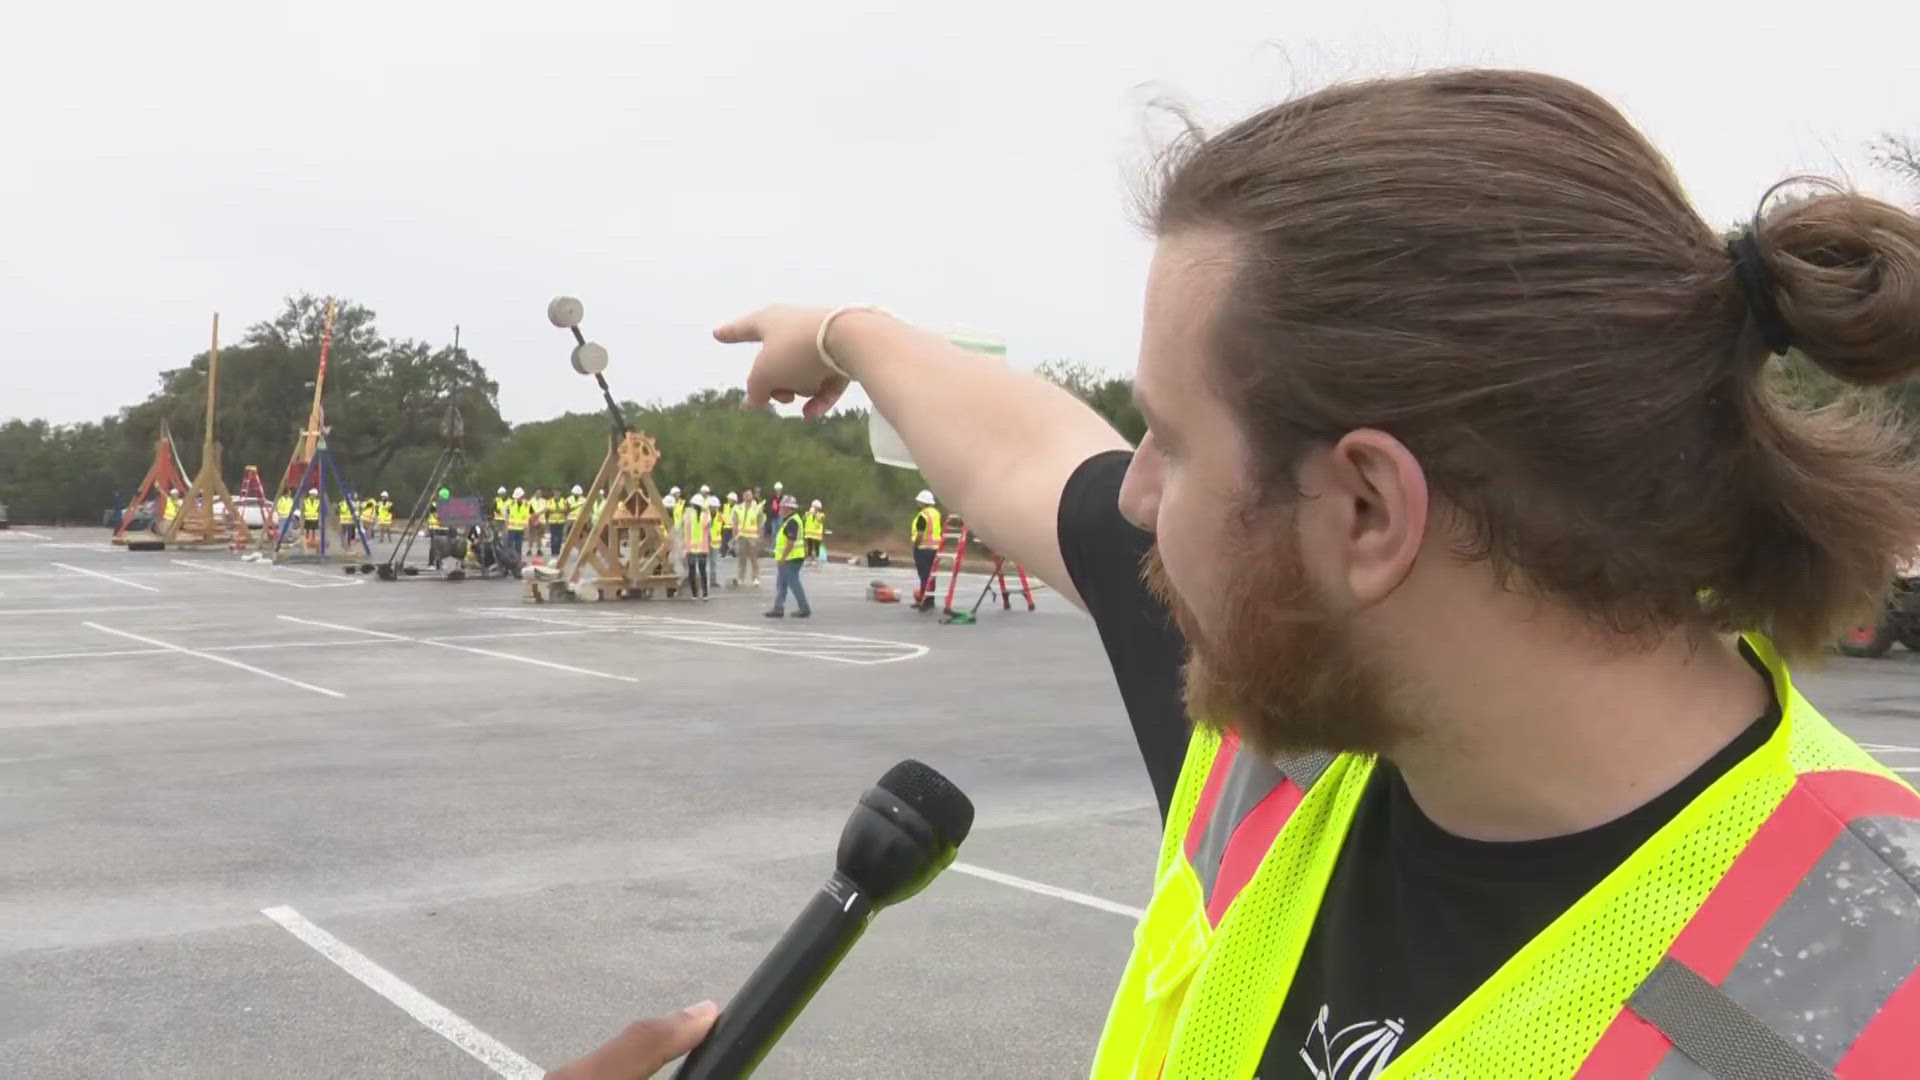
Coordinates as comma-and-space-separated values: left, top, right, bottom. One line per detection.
0, 295, 505, 522
1034, 359, 1146, 443
1872, 134, 1919, 193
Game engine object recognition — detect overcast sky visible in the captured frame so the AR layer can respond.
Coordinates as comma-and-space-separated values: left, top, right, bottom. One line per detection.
3, 0, 1913, 427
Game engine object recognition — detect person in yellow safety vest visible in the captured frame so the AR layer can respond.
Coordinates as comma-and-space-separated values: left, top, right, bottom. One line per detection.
377, 492, 395, 540
162, 487, 180, 523
552, 484, 583, 555
530, 488, 550, 555
679, 493, 712, 600
734, 488, 762, 586
300, 487, 321, 550
910, 489, 943, 611
718, 491, 739, 559
708, 496, 724, 554
763, 494, 810, 618
668, 486, 684, 527
802, 500, 826, 563
534, 103, 1920, 1079
274, 491, 294, 531
359, 493, 377, 539
337, 492, 360, 545
505, 486, 531, 558
493, 486, 509, 531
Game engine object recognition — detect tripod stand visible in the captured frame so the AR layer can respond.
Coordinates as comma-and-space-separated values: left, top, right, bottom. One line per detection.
377, 405, 518, 582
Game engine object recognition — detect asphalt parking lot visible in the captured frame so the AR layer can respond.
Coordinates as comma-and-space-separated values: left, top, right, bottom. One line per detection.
3, 525, 1918, 1078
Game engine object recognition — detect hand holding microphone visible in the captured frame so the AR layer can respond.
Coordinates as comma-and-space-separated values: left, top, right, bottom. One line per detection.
548, 761, 974, 1080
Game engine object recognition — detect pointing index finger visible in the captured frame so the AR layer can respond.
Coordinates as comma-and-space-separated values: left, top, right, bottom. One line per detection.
713, 314, 763, 345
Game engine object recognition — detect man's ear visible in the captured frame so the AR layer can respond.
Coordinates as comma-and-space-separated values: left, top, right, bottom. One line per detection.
1320, 429, 1428, 607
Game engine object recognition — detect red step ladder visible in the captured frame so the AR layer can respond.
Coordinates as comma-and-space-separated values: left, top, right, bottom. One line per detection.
938, 524, 1035, 622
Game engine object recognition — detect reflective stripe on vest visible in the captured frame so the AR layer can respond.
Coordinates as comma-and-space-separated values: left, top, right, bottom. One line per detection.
682, 510, 710, 553
803, 510, 824, 540
1091, 633, 1920, 1079
913, 506, 943, 549
1576, 766, 1920, 1079
740, 503, 762, 534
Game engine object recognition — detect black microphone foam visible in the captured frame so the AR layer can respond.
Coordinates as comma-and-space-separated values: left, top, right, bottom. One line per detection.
877, 759, 974, 847
674, 761, 973, 1080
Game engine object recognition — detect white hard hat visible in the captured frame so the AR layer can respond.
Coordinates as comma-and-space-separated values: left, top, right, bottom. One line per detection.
699, 484, 711, 494
727, 491, 738, 501
497, 486, 507, 494
662, 494, 676, 507
669, 486, 681, 495
773, 481, 783, 490
571, 484, 583, 495
811, 499, 822, 509
916, 489, 935, 505
380, 491, 388, 497
513, 486, 525, 497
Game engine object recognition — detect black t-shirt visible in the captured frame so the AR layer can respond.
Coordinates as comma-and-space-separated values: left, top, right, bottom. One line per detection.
1056, 450, 1779, 1079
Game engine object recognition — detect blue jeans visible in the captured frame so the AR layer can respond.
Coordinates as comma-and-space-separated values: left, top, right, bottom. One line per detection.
508, 528, 524, 557
548, 523, 563, 554
773, 559, 810, 615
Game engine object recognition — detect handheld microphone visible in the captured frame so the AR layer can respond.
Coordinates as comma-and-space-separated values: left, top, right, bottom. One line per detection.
673, 760, 974, 1079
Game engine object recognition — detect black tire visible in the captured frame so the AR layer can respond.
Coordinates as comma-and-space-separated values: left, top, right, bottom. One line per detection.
1839, 622, 1896, 658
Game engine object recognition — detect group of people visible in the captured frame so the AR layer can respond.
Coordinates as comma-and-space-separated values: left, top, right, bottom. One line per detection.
270, 488, 396, 550
657, 483, 806, 614
489, 485, 587, 559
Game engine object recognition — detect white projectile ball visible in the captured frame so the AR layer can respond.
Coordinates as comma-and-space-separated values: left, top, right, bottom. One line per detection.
570, 342, 609, 375
547, 296, 585, 329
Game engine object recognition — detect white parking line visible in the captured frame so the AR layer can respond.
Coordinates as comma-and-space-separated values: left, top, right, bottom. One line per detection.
276, 615, 639, 683
472, 609, 929, 666
0, 605, 156, 617
0, 529, 51, 540
84, 622, 345, 699
1895, 767, 1920, 776
951, 862, 1144, 920
1863, 742, 1920, 754
0, 647, 169, 662
262, 906, 542, 1080
170, 559, 362, 589
51, 561, 162, 593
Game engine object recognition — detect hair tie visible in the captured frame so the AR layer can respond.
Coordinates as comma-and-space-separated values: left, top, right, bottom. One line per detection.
1727, 230, 1794, 357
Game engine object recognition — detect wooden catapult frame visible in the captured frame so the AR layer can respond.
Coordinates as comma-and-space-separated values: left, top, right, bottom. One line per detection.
527, 429, 680, 601
113, 314, 250, 549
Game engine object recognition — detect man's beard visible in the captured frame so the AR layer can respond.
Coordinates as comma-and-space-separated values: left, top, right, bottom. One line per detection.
1142, 516, 1406, 757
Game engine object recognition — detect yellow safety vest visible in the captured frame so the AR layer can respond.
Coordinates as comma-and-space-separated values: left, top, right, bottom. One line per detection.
532, 497, 550, 525
302, 495, 320, 520
682, 508, 711, 554
774, 516, 807, 562
739, 502, 762, 537
1092, 634, 1920, 1079
507, 499, 531, 529
802, 510, 825, 541
275, 495, 294, 519
162, 494, 179, 520
671, 503, 684, 527
360, 500, 377, 523
709, 507, 724, 545
378, 500, 394, 525
493, 496, 508, 521
912, 506, 943, 549
427, 506, 440, 529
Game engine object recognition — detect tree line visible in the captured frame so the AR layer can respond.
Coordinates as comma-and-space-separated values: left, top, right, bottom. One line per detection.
0, 297, 1146, 542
